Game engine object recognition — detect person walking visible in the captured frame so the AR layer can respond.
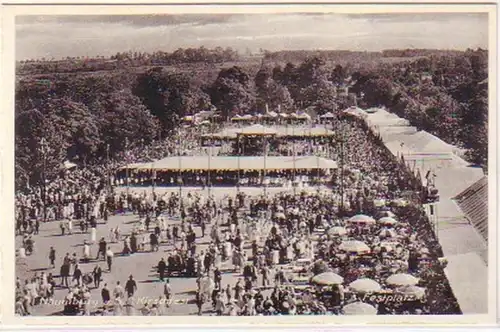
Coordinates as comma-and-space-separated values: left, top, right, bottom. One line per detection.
48, 247, 56, 269
72, 264, 82, 287
157, 258, 167, 282
106, 247, 114, 272
125, 275, 137, 298
92, 265, 102, 289
163, 279, 172, 308
96, 237, 107, 260
113, 281, 124, 300
101, 283, 111, 305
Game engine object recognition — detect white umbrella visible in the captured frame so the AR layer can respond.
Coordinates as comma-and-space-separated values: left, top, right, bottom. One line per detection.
310, 272, 344, 286
342, 302, 377, 315
327, 226, 347, 236
348, 214, 376, 224
386, 273, 419, 287
339, 240, 371, 254
380, 211, 396, 218
349, 278, 382, 293
378, 217, 398, 226
275, 212, 286, 219
392, 198, 408, 207
397, 285, 426, 299
379, 228, 397, 238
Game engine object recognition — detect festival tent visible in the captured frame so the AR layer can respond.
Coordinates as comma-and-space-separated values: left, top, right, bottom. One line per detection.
237, 124, 278, 135
203, 125, 335, 139
130, 156, 338, 171
267, 111, 278, 118
279, 113, 289, 118
343, 107, 368, 119
231, 114, 243, 121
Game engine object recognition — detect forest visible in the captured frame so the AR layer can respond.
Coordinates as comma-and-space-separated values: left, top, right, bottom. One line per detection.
15, 47, 488, 188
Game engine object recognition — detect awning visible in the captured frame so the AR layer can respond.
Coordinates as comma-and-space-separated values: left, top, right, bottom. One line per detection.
125, 156, 338, 171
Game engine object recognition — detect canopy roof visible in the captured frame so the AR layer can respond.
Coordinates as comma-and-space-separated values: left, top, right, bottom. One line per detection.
122, 156, 338, 171
203, 124, 334, 139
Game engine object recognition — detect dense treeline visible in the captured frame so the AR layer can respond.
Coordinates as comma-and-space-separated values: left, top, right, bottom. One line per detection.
17, 46, 240, 76
15, 47, 488, 189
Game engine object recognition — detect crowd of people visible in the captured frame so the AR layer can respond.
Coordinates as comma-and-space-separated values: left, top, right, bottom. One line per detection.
15, 113, 460, 316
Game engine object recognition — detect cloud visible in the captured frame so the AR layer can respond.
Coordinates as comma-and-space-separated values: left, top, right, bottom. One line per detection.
15, 13, 489, 60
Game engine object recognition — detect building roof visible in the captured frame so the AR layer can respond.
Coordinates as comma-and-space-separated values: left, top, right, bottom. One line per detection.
122, 156, 338, 171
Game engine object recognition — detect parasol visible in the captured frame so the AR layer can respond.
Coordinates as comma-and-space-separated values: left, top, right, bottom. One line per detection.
347, 214, 376, 224
275, 212, 286, 219
339, 240, 371, 254
327, 226, 347, 236
397, 285, 426, 299
379, 228, 397, 238
342, 302, 377, 315
386, 273, 419, 287
349, 278, 382, 293
378, 216, 398, 226
310, 272, 344, 286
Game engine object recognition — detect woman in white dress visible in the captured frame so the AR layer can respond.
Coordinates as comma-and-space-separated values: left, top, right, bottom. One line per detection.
67, 218, 73, 235
109, 228, 115, 243
90, 227, 97, 244
83, 242, 91, 261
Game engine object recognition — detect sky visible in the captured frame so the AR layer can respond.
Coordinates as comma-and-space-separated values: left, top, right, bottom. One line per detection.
15, 13, 489, 60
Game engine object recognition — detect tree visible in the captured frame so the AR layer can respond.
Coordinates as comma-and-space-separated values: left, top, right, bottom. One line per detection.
99, 90, 159, 155
210, 66, 256, 118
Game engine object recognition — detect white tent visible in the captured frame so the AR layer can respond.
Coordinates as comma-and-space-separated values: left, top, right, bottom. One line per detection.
320, 112, 335, 119
64, 161, 77, 170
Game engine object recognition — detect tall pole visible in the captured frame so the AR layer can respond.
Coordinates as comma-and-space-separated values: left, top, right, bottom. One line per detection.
263, 134, 267, 196
292, 123, 296, 195
208, 122, 212, 197
237, 135, 241, 194
106, 143, 111, 192
152, 161, 156, 195
178, 134, 182, 198
40, 138, 47, 223
125, 137, 130, 196
340, 124, 345, 215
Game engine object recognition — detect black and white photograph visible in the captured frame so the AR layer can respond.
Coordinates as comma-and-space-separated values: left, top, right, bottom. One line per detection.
7, 5, 496, 322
